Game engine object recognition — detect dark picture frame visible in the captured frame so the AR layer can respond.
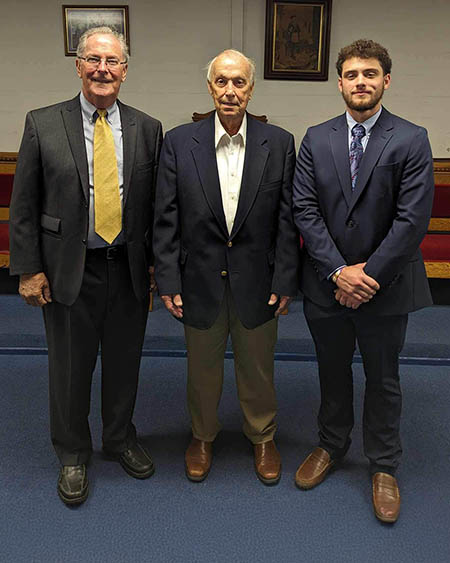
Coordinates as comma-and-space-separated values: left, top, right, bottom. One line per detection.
62, 5, 130, 56
264, 0, 332, 81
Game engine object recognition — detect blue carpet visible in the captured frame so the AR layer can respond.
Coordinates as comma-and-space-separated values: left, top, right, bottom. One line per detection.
1, 295, 450, 363
1, 355, 449, 562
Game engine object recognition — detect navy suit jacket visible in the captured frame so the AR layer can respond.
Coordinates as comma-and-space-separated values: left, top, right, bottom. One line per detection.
10, 95, 162, 305
292, 107, 434, 316
153, 112, 300, 329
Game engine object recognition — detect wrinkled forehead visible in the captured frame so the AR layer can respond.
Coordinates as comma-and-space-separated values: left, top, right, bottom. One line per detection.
84, 34, 124, 57
211, 54, 252, 80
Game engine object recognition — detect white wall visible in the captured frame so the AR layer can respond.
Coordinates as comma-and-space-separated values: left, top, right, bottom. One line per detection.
2, 0, 450, 155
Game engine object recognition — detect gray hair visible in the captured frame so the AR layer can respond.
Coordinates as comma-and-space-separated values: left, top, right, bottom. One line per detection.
206, 49, 255, 84
76, 26, 129, 63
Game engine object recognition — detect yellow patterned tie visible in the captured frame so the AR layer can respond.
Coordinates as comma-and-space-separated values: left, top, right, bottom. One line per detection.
93, 109, 122, 243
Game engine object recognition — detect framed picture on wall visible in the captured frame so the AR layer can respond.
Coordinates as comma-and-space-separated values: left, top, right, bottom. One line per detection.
264, 0, 332, 81
62, 5, 130, 56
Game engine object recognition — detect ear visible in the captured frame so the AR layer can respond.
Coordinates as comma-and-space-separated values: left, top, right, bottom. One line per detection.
383, 73, 391, 91
121, 64, 128, 83
76, 58, 82, 79
207, 80, 213, 96
338, 76, 343, 93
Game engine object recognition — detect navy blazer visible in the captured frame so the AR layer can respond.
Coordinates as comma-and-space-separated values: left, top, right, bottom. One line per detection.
10, 95, 162, 305
293, 107, 434, 316
153, 113, 300, 329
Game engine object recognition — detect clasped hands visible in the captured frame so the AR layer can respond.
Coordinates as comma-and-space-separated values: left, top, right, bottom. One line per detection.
160, 293, 292, 319
334, 263, 379, 310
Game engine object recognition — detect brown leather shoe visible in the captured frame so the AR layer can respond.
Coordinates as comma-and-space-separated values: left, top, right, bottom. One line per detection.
295, 447, 335, 489
185, 437, 212, 482
372, 472, 401, 523
254, 440, 281, 485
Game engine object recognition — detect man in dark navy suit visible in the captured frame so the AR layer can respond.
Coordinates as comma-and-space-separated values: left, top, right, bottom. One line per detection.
292, 39, 434, 522
153, 49, 299, 485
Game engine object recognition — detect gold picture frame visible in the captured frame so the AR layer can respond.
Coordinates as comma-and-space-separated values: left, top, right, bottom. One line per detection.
264, 0, 332, 81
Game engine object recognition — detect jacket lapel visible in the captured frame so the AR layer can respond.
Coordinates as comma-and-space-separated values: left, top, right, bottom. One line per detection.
191, 114, 228, 238
230, 116, 269, 238
348, 108, 394, 214
330, 115, 352, 207
61, 95, 89, 202
118, 100, 137, 206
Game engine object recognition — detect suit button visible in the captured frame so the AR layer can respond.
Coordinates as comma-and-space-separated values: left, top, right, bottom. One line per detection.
82, 239, 86, 244
221, 270, 228, 277
227, 241, 233, 248
347, 220, 355, 228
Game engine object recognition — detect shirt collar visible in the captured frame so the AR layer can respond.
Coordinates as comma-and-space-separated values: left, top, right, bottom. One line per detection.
79, 91, 119, 124
346, 106, 382, 136
214, 111, 247, 148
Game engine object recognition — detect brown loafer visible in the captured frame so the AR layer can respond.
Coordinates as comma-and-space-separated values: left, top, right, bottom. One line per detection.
295, 447, 335, 489
185, 437, 212, 482
372, 472, 401, 523
254, 440, 281, 485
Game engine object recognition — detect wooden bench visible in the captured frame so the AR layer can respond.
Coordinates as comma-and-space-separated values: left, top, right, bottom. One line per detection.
420, 160, 450, 278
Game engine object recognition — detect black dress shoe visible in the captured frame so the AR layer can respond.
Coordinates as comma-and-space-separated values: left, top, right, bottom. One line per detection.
58, 465, 89, 505
105, 443, 155, 479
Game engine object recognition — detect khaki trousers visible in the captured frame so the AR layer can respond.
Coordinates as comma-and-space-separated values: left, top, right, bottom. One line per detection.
184, 286, 278, 444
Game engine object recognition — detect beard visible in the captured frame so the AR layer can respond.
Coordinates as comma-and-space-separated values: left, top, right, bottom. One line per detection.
341, 86, 384, 112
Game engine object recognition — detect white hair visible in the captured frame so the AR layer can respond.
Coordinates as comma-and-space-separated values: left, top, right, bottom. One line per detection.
76, 26, 129, 63
206, 49, 255, 84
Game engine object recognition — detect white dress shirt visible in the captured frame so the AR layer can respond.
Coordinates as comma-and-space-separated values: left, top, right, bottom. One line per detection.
214, 112, 247, 234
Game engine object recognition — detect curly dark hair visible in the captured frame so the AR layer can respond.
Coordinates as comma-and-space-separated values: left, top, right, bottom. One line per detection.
336, 39, 392, 76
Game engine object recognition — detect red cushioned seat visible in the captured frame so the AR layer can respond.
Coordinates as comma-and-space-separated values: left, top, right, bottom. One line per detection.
0, 174, 13, 206
0, 223, 9, 248
420, 234, 450, 261
432, 184, 450, 217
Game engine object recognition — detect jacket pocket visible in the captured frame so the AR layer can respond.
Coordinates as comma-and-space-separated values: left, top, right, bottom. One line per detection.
40, 213, 61, 236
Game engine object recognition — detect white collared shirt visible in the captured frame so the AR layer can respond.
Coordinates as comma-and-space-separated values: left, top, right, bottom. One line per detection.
215, 112, 247, 234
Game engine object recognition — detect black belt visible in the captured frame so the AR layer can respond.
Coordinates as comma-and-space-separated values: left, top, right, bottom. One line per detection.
86, 245, 126, 260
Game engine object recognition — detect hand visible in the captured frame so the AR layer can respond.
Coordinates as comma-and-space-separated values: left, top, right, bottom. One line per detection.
161, 293, 183, 319
268, 293, 292, 317
335, 288, 362, 309
336, 263, 379, 303
149, 266, 157, 293
19, 272, 52, 307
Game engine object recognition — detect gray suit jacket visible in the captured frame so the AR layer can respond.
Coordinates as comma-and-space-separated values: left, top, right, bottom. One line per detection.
10, 95, 162, 305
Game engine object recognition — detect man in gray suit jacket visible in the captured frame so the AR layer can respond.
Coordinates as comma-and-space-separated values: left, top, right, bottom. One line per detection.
10, 27, 162, 505
292, 39, 434, 522
153, 50, 300, 485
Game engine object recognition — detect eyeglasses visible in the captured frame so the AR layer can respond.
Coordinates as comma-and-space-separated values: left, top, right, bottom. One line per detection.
78, 56, 127, 68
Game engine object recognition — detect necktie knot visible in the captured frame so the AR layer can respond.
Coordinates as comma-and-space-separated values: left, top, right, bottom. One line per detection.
95, 109, 108, 121
352, 124, 366, 140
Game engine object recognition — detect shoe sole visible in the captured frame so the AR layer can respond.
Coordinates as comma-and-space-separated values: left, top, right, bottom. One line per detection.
255, 470, 281, 486
58, 485, 89, 506
119, 458, 155, 480
373, 510, 398, 524
295, 461, 335, 490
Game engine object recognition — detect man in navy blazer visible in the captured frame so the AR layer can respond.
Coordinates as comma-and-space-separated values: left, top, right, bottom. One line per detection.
10, 28, 162, 505
292, 39, 434, 522
153, 50, 300, 484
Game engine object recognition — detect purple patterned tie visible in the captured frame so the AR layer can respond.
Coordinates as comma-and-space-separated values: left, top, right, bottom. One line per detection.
350, 124, 366, 190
